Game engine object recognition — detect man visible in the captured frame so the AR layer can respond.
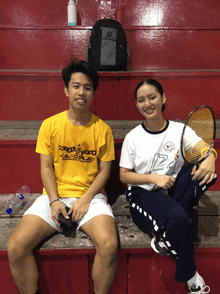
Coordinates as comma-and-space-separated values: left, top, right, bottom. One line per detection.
7, 60, 118, 294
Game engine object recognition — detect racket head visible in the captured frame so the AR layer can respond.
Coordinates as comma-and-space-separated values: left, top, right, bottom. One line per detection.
180, 105, 216, 165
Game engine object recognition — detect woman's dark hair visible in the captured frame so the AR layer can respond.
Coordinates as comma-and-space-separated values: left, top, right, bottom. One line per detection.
135, 79, 166, 112
62, 60, 99, 92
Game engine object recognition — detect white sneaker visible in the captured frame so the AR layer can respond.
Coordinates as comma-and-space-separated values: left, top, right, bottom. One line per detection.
151, 236, 170, 256
188, 275, 210, 293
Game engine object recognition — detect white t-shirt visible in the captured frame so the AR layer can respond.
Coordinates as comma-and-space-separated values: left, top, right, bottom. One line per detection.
119, 120, 201, 191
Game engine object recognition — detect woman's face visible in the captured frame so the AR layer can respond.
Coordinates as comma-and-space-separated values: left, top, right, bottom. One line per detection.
136, 84, 166, 120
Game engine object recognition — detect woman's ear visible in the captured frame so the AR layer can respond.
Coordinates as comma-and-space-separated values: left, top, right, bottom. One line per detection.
162, 93, 166, 104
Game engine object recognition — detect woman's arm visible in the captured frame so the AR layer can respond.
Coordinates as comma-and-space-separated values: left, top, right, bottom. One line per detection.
191, 140, 216, 185
120, 167, 175, 190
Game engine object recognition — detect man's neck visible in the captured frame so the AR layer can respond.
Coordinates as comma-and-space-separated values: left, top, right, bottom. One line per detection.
67, 109, 92, 126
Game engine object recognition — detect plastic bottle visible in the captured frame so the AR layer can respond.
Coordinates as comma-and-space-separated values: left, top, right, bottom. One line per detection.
67, 0, 77, 26
6, 185, 31, 215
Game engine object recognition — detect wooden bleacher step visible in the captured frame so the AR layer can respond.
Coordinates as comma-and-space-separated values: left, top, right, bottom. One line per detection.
0, 191, 219, 251
0, 119, 219, 140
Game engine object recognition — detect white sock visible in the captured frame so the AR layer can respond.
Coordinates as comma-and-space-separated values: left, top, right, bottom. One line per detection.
187, 271, 203, 288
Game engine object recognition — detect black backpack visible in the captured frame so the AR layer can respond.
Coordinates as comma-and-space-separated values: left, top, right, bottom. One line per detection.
85, 19, 130, 71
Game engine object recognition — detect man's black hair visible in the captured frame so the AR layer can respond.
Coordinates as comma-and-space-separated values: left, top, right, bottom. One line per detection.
62, 60, 99, 92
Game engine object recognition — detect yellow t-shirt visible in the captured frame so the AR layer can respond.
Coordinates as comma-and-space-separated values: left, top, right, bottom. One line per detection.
36, 111, 115, 198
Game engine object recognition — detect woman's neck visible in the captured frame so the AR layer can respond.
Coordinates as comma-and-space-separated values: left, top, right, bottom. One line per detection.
144, 118, 167, 132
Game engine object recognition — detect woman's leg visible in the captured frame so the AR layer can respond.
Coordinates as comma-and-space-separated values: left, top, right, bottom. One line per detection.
170, 164, 217, 242
170, 163, 217, 215
127, 187, 196, 282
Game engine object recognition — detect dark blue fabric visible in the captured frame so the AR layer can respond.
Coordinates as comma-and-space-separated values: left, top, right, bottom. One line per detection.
126, 164, 217, 282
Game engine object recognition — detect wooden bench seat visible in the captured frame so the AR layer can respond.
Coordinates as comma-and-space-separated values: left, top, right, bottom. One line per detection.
0, 192, 219, 251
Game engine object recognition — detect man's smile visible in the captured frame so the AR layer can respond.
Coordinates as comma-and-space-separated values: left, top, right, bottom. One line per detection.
75, 98, 86, 104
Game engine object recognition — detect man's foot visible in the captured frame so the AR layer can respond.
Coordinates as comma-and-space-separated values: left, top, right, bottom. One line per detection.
188, 273, 210, 293
150, 236, 170, 256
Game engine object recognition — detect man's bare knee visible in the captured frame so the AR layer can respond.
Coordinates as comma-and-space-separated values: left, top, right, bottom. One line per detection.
96, 237, 118, 259
7, 238, 27, 264
7, 215, 56, 263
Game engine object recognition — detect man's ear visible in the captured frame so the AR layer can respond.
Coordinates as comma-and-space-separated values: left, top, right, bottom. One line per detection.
64, 86, 69, 97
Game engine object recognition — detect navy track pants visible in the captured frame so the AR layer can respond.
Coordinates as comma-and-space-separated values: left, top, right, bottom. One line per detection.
126, 164, 217, 282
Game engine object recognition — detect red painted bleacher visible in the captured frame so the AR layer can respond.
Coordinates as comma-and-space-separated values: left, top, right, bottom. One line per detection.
0, 139, 219, 193
1, 248, 220, 294
1, 1, 220, 293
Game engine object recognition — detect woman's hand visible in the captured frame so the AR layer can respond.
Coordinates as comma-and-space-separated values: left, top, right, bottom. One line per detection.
191, 152, 216, 185
154, 175, 176, 189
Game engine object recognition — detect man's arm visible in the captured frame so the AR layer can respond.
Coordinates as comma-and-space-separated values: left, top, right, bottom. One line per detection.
40, 154, 68, 225
69, 160, 112, 221
40, 154, 58, 201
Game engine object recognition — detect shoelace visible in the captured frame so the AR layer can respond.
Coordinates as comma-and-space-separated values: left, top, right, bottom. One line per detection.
189, 284, 210, 294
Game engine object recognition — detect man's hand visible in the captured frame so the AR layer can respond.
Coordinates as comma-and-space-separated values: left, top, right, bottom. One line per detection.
69, 197, 90, 222
51, 200, 69, 226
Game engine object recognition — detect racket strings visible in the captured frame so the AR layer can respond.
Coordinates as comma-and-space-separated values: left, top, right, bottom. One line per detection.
184, 107, 215, 164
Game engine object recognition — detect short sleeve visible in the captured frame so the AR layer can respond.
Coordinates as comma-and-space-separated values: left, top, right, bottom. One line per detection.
119, 136, 135, 169
99, 128, 115, 162
35, 120, 52, 155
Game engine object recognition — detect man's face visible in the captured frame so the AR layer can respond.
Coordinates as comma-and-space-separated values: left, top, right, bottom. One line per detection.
64, 72, 94, 112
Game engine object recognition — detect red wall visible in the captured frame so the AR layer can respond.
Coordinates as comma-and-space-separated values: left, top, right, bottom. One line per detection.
0, 140, 219, 193
1, 248, 220, 294
1, 0, 220, 70
1, 71, 220, 121
2, 0, 220, 28
1, 0, 220, 121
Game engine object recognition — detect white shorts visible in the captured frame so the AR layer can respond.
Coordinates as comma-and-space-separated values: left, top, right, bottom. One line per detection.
24, 193, 114, 233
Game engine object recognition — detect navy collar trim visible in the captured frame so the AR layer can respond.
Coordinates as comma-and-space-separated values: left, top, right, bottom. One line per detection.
141, 120, 169, 134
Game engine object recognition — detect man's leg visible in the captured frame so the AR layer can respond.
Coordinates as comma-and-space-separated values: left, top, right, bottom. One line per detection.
7, 215, 56, 294
81, 215, 118, 294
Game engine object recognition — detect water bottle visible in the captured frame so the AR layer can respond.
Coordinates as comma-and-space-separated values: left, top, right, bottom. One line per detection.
6, 185, 31, 215
67, 0, 77, 26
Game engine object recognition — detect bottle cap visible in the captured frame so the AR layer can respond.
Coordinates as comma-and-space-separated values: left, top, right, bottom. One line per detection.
6, 208, 12, 214
17, 194, 25, 200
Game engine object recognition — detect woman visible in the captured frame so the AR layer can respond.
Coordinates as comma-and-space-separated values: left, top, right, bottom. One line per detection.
119, 79, 217, 293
